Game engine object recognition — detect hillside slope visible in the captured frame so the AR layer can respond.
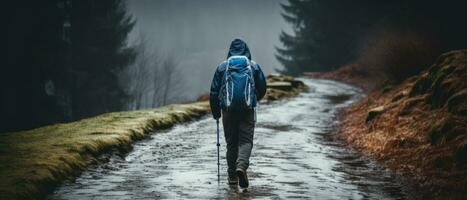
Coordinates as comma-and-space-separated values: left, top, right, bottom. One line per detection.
337, 50, 467, 199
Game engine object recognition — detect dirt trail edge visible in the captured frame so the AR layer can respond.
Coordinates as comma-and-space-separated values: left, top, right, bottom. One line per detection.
313, 50, 467, 199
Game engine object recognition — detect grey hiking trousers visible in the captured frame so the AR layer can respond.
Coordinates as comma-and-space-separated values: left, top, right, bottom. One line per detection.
222, 109, 255, 176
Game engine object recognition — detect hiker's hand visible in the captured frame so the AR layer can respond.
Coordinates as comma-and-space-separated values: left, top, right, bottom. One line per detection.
213, 112, 221, 120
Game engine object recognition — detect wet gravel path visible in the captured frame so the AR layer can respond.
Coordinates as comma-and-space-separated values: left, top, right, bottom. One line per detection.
50, 79, 413, 199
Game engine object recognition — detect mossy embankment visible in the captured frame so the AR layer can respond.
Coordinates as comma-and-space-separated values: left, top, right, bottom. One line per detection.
0, 102, 210, 199
318, 50, 467, 199
264, 74, 307, 101
0, 74, 305, 199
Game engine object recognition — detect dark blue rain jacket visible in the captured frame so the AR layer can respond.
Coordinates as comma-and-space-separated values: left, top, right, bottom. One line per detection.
209, 39, 267, 119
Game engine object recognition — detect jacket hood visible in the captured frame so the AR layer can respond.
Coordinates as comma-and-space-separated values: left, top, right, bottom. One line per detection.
227, 38, 251, 60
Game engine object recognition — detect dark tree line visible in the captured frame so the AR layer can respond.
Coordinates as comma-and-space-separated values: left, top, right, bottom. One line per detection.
2, 0, 135, 133
277, 0, 467, 75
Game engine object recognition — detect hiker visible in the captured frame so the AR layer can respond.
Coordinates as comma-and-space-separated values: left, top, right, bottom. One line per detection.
209, 38, 267, 188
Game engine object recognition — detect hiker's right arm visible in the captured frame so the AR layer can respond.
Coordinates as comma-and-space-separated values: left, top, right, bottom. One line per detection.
254, 64, 267, 100
209, 66, 222, 120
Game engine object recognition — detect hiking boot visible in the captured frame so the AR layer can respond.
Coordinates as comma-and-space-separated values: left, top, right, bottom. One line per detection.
236, 167, 249, 188
228, 176, 238, 185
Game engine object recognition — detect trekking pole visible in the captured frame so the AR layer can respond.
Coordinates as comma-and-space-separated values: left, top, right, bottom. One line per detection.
216, 119, 220, 183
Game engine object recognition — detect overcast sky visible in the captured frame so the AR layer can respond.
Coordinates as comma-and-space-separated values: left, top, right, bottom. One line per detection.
127, 0, 290, 101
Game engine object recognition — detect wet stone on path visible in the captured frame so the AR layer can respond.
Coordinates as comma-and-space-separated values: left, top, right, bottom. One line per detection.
49, 79, 414, 200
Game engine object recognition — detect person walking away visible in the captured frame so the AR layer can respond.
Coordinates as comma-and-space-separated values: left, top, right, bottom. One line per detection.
209, 38, 267, 188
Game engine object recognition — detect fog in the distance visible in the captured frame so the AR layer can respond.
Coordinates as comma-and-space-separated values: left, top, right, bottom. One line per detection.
127, 0, 290, 102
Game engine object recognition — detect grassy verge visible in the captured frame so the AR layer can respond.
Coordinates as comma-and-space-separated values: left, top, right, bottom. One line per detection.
0, 102, 210, 199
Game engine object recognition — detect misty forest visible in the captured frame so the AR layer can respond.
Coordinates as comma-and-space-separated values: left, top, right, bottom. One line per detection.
1, 0, 467, 199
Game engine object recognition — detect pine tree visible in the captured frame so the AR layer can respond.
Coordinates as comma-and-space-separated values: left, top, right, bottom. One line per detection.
276, 0, 386, 75
71, 0, 136, 119
275, 0, 313, 75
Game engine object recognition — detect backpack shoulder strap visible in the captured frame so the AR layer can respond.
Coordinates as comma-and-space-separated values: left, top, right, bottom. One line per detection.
247, 59, 255, 79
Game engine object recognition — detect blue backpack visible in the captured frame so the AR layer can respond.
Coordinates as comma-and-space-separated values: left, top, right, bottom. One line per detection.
220, 56, 257, 111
